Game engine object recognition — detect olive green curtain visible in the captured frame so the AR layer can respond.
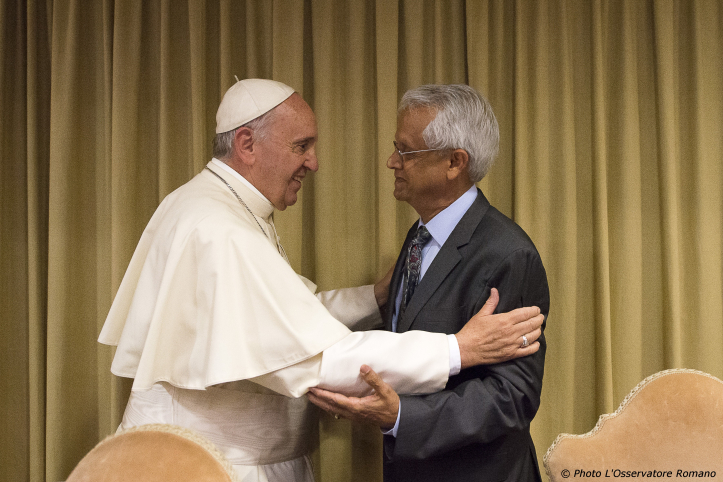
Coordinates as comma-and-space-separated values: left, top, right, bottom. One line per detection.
2, 1, 722, 481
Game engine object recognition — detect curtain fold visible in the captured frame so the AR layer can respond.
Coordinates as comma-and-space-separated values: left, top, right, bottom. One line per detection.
2, 1, 722, 481
1, 2, 31, 480
653, 0, 683, 369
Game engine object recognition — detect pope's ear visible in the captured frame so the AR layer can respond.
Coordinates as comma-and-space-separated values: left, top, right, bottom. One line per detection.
233, 127, 256, 166
447, 149, 470, 181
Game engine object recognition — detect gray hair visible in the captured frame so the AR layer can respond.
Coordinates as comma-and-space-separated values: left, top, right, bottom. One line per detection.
212, 107, 279, 160
399, 84, 499, 183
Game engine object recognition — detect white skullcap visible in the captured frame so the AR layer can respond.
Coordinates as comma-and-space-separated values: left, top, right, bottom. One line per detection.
215, 78, 295, 133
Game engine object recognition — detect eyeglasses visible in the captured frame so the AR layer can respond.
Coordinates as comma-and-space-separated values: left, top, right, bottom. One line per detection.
393, 141, 447, 160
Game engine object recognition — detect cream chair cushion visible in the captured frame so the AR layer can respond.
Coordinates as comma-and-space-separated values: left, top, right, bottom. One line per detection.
544, 369, 723, 481
66, 423, 238, 482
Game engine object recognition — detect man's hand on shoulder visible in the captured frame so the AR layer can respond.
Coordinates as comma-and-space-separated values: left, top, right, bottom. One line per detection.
308, 365, 399, 430
456, 288, 544, 369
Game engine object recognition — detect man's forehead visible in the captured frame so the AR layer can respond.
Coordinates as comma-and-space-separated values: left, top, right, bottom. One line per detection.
396, 106, 437, 139
271, 94, 317, 136
280, 93, 313, 114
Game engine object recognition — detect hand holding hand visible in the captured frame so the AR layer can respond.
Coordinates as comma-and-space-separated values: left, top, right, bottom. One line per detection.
456, 288, 544, 369
308, 365, 399, 430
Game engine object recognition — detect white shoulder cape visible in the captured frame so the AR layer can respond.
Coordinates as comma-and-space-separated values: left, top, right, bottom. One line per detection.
98, 166, 351, 390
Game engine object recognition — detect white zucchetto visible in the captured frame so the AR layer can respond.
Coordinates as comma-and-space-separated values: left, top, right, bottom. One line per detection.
215, 78, 296, 134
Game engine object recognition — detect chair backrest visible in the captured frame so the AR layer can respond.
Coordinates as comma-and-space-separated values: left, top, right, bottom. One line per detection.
544, 369, 723, 481
66, 423, 238, 482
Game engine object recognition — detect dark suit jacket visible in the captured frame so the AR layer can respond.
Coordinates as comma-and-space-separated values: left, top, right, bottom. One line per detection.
383, 189, 549, 482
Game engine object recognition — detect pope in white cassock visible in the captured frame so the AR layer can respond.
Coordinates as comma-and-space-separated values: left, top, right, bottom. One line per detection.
98, 78, 544, 482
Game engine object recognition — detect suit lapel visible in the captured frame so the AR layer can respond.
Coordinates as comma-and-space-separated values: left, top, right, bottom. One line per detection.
397, 189, 491, 333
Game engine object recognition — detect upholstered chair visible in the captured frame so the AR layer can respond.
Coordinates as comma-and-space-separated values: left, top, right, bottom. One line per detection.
544, 369, 723, 481
66, 423, 238, 482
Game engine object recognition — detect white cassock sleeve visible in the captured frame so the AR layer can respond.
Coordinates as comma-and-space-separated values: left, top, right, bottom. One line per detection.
249, 284, 450, 398
249, 329, 450, 398
315, 284, 384, 331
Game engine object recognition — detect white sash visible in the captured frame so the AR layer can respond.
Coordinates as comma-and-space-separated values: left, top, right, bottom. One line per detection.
120, 382, 315, 466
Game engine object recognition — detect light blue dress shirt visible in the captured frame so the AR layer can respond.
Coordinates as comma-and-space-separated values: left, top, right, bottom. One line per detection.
385, 184, 478, 437
391, 185, 479, 331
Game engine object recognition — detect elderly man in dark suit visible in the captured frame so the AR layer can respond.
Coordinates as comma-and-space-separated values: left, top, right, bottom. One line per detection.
309, 84, 549, 482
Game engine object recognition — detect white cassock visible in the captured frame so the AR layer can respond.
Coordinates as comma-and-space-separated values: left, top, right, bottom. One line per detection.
99, 159, 451, 482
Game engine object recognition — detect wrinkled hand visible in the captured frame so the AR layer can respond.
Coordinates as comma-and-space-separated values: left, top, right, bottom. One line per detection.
456, 288, 544, 369
308, 365, 399, 430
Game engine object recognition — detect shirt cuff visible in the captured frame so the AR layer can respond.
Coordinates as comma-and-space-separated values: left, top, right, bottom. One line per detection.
382, 335, 459, 439
381, 399, 402, 438
448, 334, 461, 376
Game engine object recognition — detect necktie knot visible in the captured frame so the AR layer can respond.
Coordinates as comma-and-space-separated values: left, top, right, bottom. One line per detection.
412, 225, 432, 247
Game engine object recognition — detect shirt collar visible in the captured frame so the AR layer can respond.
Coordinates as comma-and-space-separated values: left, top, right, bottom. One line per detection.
419, 185, 478, 247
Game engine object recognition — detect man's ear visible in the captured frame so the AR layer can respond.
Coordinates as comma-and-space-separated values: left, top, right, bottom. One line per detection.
233, 127, 256, 166
447, 149, 470, 181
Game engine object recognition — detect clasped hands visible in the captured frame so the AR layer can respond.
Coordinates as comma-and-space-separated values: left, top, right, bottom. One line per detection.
307, 288, 544, 428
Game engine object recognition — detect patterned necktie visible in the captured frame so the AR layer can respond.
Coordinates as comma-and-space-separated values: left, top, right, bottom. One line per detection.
400, 225, 432, 319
